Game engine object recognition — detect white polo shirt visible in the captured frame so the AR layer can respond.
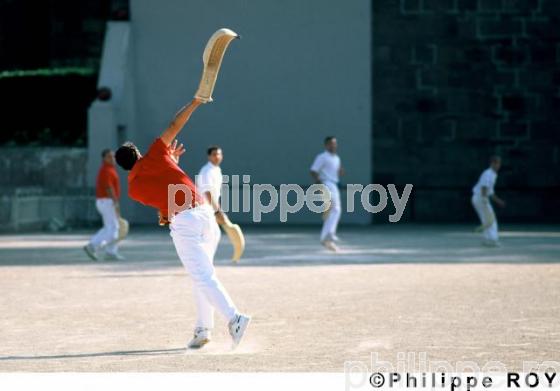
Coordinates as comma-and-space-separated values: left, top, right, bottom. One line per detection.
196, 162, 223, 203
311, 151, 341, 184
472, 168, 498, 197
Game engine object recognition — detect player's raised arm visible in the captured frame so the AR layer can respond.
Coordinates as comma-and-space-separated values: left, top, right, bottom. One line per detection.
160, 98, 203, 146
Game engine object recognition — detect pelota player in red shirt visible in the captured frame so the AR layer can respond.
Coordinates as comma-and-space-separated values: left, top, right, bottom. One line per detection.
115, 98, 250, 349
84, 149, 124, 261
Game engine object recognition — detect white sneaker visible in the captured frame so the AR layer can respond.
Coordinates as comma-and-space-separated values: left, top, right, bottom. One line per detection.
83, 244, 98, 261
105, 253, 125, 261
228, 314, 251, 349
331, 234, 340, 242
482, 239, 501, 247
322, 240, 339, 252
187, 327, 211, 349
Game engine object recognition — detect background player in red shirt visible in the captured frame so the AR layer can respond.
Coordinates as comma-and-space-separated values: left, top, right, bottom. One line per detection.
114, 98, 250, 350
84, 149, 124, 261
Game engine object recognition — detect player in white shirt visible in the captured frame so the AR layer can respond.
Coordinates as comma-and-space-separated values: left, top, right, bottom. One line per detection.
310, 136, 345, 251
471, 156, 506, 246
189, 145, 227, 348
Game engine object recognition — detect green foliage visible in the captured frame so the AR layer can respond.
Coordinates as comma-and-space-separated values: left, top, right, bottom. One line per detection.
0, 67, 95, 79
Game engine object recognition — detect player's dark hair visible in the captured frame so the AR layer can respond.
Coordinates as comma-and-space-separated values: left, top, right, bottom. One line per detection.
490, 155, 501, 164
115, 142, 140, 171
101, 149, 112, 158
324, 136, 336, 144
207, 145, 221, 155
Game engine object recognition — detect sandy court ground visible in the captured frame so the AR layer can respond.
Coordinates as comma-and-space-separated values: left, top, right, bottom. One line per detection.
0, 224, 559, 371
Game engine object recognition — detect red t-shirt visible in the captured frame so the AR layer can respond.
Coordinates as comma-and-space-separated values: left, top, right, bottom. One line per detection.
96, 163, 120, 199
128, 138, 201, 217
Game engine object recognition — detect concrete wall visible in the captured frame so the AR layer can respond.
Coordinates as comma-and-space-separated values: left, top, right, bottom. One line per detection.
122, 0, 372, 223
87, 21, 137, 219
0, 191, 98, 232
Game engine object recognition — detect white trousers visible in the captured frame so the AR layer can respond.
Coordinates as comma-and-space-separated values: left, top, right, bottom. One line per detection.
320, 181, 341, 241
170, 204, 235, 329
90, 198, 119, 255
471, 195, 499, 242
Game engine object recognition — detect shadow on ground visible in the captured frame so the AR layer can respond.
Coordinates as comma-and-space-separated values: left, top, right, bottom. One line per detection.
0, 348, 185, 361
1, 225, 559, 268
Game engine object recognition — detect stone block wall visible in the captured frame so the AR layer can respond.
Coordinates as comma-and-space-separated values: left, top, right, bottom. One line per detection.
373, 0, 560, 222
